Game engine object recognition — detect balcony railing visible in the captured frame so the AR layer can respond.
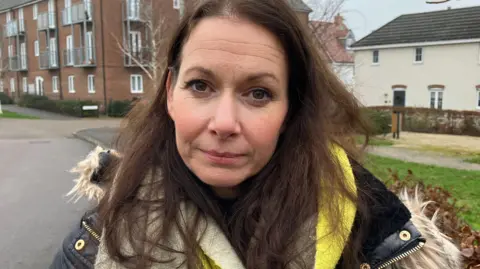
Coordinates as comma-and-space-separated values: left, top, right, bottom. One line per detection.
63, 47, 96, 67
124, 47, 151, 66
8, 55, 28, 71
124, 0, 150, 21
39, 51, 59, 69
62, 1, 93, 25
38, 12, 56, 30
4, 20, 26, 37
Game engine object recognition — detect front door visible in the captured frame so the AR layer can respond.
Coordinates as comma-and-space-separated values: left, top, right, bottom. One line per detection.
393, 90, 406, 107
35, 76, 44, 95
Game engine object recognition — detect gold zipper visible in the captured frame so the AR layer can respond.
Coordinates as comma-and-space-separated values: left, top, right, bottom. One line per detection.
82, 220, 101, 241
376, 241, 425, 269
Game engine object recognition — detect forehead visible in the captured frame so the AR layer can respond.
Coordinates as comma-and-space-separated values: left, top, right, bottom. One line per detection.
180, 17, 286, 73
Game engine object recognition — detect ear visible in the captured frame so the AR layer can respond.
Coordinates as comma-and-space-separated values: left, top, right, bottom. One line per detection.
166, 70, 175, 120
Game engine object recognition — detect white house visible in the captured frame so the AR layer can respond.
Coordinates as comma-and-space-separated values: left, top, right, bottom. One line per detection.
351, 6, 480, 111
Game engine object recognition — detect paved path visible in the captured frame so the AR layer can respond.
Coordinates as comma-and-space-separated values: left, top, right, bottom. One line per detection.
2, 104, 77, 120
367, 146, 480, 171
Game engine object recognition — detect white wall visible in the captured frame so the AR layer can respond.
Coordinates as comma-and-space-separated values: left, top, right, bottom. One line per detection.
332, 63, 355, 90
353, 42, 480, 111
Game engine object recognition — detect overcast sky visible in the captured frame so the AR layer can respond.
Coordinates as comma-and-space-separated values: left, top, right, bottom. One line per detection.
310, 0, 480, 40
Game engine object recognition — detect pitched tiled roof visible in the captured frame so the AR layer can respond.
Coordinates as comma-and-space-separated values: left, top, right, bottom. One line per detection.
352, 5, 480, 48
310, 20, 354, 63
287, 0, 312, 13
0, 0, 35, 12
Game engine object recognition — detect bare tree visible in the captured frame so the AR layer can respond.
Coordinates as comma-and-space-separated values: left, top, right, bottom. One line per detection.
305, 0, 359, 91
114, 0, 173, 91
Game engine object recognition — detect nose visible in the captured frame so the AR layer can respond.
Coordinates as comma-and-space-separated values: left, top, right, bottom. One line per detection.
208, 93, 241, 139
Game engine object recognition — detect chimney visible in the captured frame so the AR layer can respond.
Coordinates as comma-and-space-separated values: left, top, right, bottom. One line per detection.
334, 14, 344, 25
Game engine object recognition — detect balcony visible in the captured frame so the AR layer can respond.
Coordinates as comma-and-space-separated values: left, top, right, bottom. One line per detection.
63, 47, 96, 67
62, 1, 93, 25
124, 47, 151, 66
8, 55, 28, 71
4, 20, 26, 37
38, 12, 56, 30
39, 51, 59, 69
124, 0, 150, 21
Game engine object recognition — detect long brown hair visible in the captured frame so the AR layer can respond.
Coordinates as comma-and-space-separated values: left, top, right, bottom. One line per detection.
99, 0, 370, 268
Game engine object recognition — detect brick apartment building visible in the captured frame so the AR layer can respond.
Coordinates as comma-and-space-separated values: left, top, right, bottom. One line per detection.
0, 0, 311, 110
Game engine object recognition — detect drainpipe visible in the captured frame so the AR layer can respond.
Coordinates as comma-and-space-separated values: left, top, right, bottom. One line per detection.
54, 0, 63, 99
99, 0, 107, 113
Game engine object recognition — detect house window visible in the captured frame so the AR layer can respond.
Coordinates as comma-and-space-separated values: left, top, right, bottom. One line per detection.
68, 75, 75, 93
10, 78, 15, 92
429, 88, 444, 109
33, 4, 38, 20
128, 0, 140, 19
6, 11, 12, 22
173, 0, 180, 9
8, 45, 13, 57
414, 48, 423, 63
372, 50, 379, 64
88, 75, 95, 93
129, 31, 141, 55
22, 77, 28, 92
0, 81, 3, 92
52, 76, 59, 93
20, 43, 27, 69
86, 31, 94, 62
130, 74, 143, 93
34, 40, 39, 57
477, 87, 480, 109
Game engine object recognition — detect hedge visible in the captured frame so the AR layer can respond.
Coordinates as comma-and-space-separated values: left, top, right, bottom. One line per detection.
18, 94, 99, 117
362, 109, 391, 136
107, 100, 133, 117
0, 92, 14, 104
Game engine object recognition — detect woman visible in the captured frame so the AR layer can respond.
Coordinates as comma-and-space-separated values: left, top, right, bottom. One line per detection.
50, 0, 462, 268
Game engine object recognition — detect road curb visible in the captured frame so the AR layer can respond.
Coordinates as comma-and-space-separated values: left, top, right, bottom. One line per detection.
72, 131, 108, 149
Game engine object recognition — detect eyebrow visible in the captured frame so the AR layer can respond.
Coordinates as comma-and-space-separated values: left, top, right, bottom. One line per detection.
184, 66, 280, 83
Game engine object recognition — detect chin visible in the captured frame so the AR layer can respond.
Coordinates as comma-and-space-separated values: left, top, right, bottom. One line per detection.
196, 171, 247, 188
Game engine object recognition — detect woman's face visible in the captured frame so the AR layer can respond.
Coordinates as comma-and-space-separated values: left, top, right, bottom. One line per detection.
167, 17, 288, 197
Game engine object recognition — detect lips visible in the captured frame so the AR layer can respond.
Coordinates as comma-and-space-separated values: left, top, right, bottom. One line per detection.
203, 150, 245, 158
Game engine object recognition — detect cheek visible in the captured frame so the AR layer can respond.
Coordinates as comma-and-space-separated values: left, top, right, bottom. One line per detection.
170, 95, 207, 143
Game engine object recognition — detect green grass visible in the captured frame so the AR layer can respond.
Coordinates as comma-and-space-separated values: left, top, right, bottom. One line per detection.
356, 136, 394, 146
465, 155, 480, 165
0, 110, 39, 119
365, 154, 480, 229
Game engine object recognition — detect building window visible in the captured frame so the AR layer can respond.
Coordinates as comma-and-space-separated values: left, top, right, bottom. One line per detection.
33, 4, 38, 20
34, 40, 39, 57
23, 77, 28, 92
429, 88, 444, 109
0, 81, 3, 92
414, 48, 423, 63
130, 74, 143, 93
477, 87, 480, 109
372, 50, 379, 64
173, 0, 180, 9
52, 76, 59, 93
66, 35, 73, 65
68, 75, 75, 93
10, 78, 15, 92
88, 75, 95, 93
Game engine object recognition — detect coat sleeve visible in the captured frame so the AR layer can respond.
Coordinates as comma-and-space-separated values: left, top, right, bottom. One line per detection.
49, 210, 101, 269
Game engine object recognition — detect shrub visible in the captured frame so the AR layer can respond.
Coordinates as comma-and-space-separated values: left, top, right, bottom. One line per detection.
107, 100, 133, 117
363, 109, 391, 135
0, 92, 14, 104
385, 169, 480, 268
18, 94, 99, 117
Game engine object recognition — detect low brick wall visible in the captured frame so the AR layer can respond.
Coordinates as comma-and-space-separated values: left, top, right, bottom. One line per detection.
368, 106, 480, 137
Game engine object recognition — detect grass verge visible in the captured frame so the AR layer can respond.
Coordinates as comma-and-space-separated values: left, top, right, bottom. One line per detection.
356, 136, 394, 146
0, 110, 39, 119
365, 154, 480, 230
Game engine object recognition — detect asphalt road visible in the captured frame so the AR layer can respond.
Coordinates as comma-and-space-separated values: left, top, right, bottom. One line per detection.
0, 137, 94, 269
